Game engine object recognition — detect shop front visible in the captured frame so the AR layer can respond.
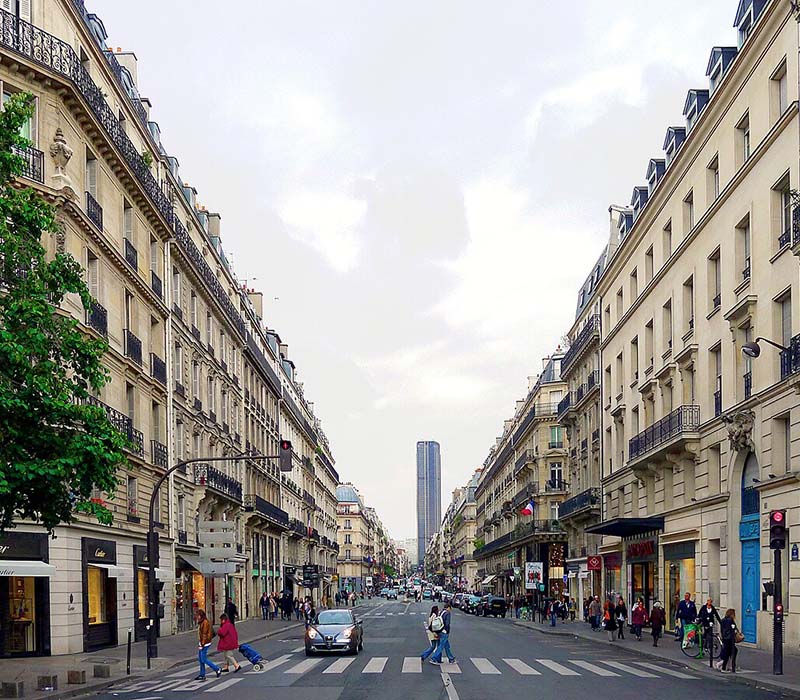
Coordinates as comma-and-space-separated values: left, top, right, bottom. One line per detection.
603, 552, 621, 599
82, 537, 126, 651
175, 553, 205, 633
0, 532, 53, 657
664, 541, 696, 632
133, 545, 171, 641
625, 536, 659, 611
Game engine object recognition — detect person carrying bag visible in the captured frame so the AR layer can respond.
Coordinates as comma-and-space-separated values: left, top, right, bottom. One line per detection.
420, 605, 441, 661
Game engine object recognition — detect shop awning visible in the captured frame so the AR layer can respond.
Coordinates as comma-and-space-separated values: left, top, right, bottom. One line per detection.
89, 563, 131, 580
578, 571, 590, 579
481, 575, 496, 586
0, 560, 55, 577
585, 517, 664, 538
176, 553, 234, 577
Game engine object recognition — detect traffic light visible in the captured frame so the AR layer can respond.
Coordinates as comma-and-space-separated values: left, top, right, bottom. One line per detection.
770, 510, 787, 550
279, 439, 293, 472
775, 603, 784, 621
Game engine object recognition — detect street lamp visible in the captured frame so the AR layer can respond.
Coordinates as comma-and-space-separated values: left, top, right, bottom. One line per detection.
741, 337, 788, 358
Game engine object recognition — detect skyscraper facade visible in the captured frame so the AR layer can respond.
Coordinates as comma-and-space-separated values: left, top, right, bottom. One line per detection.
416, 441, 442, 565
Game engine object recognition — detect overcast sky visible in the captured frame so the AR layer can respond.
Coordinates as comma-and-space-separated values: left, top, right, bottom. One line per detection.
98, 0, 735, 540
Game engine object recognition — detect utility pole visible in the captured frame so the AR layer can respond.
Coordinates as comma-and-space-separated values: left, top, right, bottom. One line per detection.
769, 510, 786, 676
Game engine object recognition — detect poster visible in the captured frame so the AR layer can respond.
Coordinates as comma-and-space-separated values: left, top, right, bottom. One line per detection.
525, 562, 543, 590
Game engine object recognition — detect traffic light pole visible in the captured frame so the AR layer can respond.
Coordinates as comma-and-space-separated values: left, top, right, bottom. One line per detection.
774, 550, 783, 675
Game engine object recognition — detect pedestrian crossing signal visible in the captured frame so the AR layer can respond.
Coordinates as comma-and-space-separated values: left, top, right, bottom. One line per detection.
279, 439, 293, 472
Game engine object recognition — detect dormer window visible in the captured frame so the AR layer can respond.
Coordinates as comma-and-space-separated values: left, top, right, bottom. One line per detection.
683, 90, 709, 133
646, 159, 665, 194
663, 128, 686, 168
735, 0, 767, 48
706, 47, 738, 94
709, 64, 722, 93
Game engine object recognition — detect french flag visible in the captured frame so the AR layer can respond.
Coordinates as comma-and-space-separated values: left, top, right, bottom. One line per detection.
520, 501, 534, 516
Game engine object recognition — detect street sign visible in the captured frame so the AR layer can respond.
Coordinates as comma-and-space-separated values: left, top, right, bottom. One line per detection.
198, 520, 235, 531
197, 531, 236, 546
792, 544, 799, 561
563, 574, 568, 583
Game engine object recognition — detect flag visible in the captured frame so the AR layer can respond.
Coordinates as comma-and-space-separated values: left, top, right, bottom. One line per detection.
520, 501, 534, 516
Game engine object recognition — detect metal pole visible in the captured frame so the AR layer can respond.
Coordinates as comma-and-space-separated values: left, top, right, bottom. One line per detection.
127, 628, 132, 675
774, 550, 783, 675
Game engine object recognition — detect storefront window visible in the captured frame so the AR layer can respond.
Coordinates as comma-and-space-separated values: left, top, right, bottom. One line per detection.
87, 567, 107, 624
666, 556, 696, 630
4, 577, 36, 654
192, 572, 205, 614
137, 569, 148, 619
605, 567, 621, 599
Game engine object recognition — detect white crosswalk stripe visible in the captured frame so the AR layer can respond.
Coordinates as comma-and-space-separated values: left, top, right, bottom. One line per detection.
257, 655, 294, 673
285, 658, 323, 674
570, 660, 620, 676
175, 680, 209, 692
363, 657, 388, 673
402, 657, 422, 673
503, 658, 541, 675
633, 662, 696, 679
536, 659, 581, 676
290, 646, 305, 653
323, 657, 356, 674
441, 661, 461, 674
471, 658, 501, 674
205, 677, 244, 692
602, 661, 657, 677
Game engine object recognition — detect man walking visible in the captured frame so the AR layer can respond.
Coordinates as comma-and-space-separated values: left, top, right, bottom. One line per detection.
588, 596, 601, 631
676, 592, 697, 641
428, 601, 456, 665
224, 597, 238, 626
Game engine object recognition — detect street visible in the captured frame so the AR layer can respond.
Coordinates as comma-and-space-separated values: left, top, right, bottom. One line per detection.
95, 598, 779, 700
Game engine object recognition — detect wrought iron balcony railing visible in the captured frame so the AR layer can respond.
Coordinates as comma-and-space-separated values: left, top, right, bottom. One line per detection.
12, 143, 43, 182
714, 390, 722, 417
86, 299, 107, 337
150, 440, 168, 468
544, 478, 568, 492
743, 371, 752, 399
124, 237, 138, 270
629, 405, 700, 461
556, 393, 571, 418
194, 463, 242, 502
592, 428, 600, 443
558, 487, 600, 520
86, 190, 102, 230
150, 352, 166, 385
177, 530, 188, 545
123, 328, 142, 365
547, 440, 564, 450
779, 229, 791, 248
174, 380, 185, 398
561, 314, 600, 374
244, 494, 289, 528
780, 333, 800, 380
150, 270, 162, 299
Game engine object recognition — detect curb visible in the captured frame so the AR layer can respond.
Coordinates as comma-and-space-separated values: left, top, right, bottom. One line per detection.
514, 621, 800, 698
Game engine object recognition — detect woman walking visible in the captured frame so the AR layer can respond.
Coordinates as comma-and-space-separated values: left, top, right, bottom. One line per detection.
716, 608, 740, 673
649, 601, 665, 647
420, 605, 440, 661
631, 599, 647, 641
615, 596, 628, 639
603, 601, 618, 642
194, 610, 221, 681
259, 592, 269, 621
216, 613, 241, 673
269, 594, 277, 620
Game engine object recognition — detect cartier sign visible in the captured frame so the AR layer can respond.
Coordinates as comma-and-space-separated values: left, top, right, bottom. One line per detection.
626, 540, 656, 560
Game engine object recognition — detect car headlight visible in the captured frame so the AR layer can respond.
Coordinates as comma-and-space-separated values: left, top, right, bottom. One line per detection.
307, 628, 321, 639
339, 626, 354, 639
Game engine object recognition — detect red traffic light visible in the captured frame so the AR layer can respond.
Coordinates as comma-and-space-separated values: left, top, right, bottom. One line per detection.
280, 440, 292, 451
773, 511, 784, 523
776, 604, 784, 613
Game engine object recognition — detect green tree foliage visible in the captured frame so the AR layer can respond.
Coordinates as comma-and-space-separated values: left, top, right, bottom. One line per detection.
0, 93, 128, 533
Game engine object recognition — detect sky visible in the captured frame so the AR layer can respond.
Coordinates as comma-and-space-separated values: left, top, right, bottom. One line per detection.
97, 0, 736, 540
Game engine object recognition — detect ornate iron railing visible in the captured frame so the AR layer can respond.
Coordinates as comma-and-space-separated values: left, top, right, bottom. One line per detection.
561, 314, 600, 374
714, 390, 722, 417
150, 440, 168, 468
85, 190, 102, 229
743, 371, 752, 399
558, 487, 600, 519
780, 333, 800, 380
174, 380, 185, 398
12, 143, 43, 182
124, 237, 138, 270
123, 328, 142, 365
177, 530, 188, 545
629, 405, 700, 460
150, 270, 162, 299
150, 352, 166, 385
244, 494, 289, 528
557, 393, 571, 417
86, 299, 107, 336
194, 463, 242, 502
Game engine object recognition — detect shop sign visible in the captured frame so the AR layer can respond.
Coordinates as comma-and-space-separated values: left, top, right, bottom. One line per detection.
626, 540, 656, 561
587, 555, 602, 571
83, 537, 116, 565
284, 566, 297, 575
135, 545, 153, 568
0, 532, 47, 561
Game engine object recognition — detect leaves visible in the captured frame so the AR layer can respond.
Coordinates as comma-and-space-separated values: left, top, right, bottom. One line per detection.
0, 92, 125, 533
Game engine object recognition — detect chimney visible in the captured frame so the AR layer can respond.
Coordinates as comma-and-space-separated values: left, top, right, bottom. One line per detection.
207, 212, 221, 238
114, 50, 139, 87
247, 290, 263, 320
279, 343, 289, 358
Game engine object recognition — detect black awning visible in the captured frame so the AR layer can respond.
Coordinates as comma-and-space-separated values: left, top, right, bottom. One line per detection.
585, 517, 664, 538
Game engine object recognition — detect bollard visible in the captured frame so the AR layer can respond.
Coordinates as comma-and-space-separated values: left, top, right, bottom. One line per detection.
127, 628, 133, 675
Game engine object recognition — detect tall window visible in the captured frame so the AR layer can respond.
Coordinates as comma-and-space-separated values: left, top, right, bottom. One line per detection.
549, 461, 563, 485
662, 220, 672, 262
177, 494, 186, 531
741, 452, 759, 516
707, 154, 720, 201
85, 149, 97, 199
123, 200, 134, 242
171, 267, 181, 308
174, 343, 183, 384
683, 190, 695, 233
127, 475, 138, 517
192, 361, 200, 398
645, 246, 654, 283
708, 248, 721, 310
771, 60, 788, 119
190, 291, 198, 328
86, 249, 100, 301
736, 111, 751, 165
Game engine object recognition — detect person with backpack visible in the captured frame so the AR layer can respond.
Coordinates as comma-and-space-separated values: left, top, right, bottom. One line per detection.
420, 605, 441, 661
194, 609, 221, 681
216, 613, 241, 673
429, 601, 456, 665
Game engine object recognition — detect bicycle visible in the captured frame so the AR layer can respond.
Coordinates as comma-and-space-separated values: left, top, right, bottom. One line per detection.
520, 607, 533, 621
680, 621, 721, 659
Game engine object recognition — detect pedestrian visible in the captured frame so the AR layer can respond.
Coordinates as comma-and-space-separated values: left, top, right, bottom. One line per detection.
675, 591, 696, 641
649, 601, 665, 647
308, 603, 318, 626
698, 597, 722, 637
224, 597, 238, 626
568, 598, 576, 622
615, 596, 628, 639
631, 599, 647, 641
194, 609, 221, 680
716, 608, 740, 673
216, 613, 241, 673
429, 601, 456, 665
588, 596, 601, 631
294, 598, 302, 621
335, 591, 341, 607
603, 600, 618, 642
270, 594, 278, 620
420, 605, 441, 661
549, 599, 557, 627
259, 592, 269, 621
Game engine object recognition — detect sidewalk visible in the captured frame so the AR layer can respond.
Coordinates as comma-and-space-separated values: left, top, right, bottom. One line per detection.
514, 616, 800, 697
0, 616, 302, 700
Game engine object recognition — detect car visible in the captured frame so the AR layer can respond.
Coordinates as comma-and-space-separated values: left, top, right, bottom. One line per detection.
386, 589, 398, 599
452, 593, 464, 609
442, 591, 453, 602
479, 595, 507, 617
379, 587, 390, 597
465, 595, 483, 614
422, 588, 433, 600
305, 609, 363, 656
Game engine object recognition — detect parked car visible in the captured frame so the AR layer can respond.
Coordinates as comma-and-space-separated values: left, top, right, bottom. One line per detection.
464, 594, 482, 614
386, 588, 398, 600
452, 593, 464, 609
479, 595, 507, 617
379, 588, 390, 597
442, 591, 453, 602
305, 609, 363, 656
422, 588, 433, 600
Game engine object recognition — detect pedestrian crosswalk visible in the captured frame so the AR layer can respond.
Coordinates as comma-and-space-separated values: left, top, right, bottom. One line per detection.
114, 653, 699, 695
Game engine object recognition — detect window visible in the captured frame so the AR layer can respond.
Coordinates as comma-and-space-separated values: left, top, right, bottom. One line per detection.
344, 519, 351, 529
630, 268, 638, 300
171, 267, 181, 308
207, 376, 215, 411
645, 320, 654, 369
630, 336, 639, 383
549, 502, 560, 521
192, 361, 200, 397
549, 462, 563, 484
615, 288, 623, 321
174, 343, 183, 384
615, 353, 623, 396
206, 311, 213, 347
2, 84, 35, 142
778, 292, 792, 348
87, 566, 107, 625
773, 174, 792, 248
604, 305, 611, 331
707, 155, 720, 201
737, 216, 751, 280
662, 220, 672, 262
345, 549, 352, 560
683, 190, 694, 233
645, 246, 654, 283
773, 414, 791, 474
708, 248, 721, 310
126, 382, 135, 422
151, 401, 161, 442
683, 276, 694, 334
174, 420, 184, 459
86, 249, 100, 300
344, 534, 352, 544
771, 60, 788, 120
662, 300, 672, 353
712, 345, 723, 417
190, 292, 198, 328
149, 237, 159, 275
127, 475, 138, 516
736, 111, 751, 166
123, 200, 134, 242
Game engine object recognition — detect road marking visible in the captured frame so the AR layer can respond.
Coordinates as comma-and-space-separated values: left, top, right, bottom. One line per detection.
255, 655, 293, 673
285, 658, 323, 674
602, 661, 657, 677
323, 657, 356, 674
205, 677, 243, 692
402, 657, 422, 673
470, 658, 501, 674
570, 660, 619, 676
441, 672, 460, 700
503, 658, 541, 675
633, 662, 696, 679
362, 657, 388, 673
174, 680, 209, 692
442, 661, 461, 674
290, 646, 305, 653
387, 612, 393, 616
536, 659, 580, 676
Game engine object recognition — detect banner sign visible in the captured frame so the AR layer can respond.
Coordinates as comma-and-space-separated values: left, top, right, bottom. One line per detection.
525, 562, 543, 590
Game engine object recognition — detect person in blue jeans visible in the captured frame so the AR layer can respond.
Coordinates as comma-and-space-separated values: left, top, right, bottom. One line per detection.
420, 605, 440, 661
195, 610, 221, 681
429, 602, 456, 665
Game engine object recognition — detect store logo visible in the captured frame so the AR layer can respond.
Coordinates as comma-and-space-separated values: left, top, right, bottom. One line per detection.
94, 548, 107, 559
626, 540, 655, 558
0, 545, 10, 554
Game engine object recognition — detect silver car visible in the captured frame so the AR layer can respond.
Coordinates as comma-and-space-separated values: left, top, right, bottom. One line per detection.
305, 609, 363, 656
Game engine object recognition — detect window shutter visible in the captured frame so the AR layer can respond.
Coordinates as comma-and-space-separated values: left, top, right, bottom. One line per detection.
1, 1, 13, 15
18, 0, 30, 22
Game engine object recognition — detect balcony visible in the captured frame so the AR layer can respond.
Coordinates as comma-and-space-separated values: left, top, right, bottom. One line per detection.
558, 487, 600, 520
191, 325, 201, 341
514, 449, 535, 476
244, 494, 289, 529
124, 238, 138, 271
512, 520, 564, 543
547, 440, 564, 450
561, 315, 600, 375
288, 518, 306, 538
556, 393, 572, 420
544, 478, 568, 493
743, 371, 752, 400
628, 405, 700, 463
172, 303, 183, 321
712, 293, 721, 310
208, 410, 217, 424
194, 463, 242, 502
123, 329, 142, 365
86, 300, 107, 337
85, 191, 102, 230
150, 440, 168, 468
580, 438, 587, 453
83, 395, 140, 455
780, 333, 800, 380
303, 490, 317, 509
193, 398, 202, 412
742, 257, 751, 281
175, 381, 185, 398
150, 353, 167, 386
779, 229, 791, 248
177, 530, 188, 545
150, 270, 162, 299
714, 390, 722, 417
12, 144, 43, 182
512, 483, 538, 508
592, 428, 600, 443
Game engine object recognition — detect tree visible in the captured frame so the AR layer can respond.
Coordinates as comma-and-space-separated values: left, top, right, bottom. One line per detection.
0, 92, 128, 533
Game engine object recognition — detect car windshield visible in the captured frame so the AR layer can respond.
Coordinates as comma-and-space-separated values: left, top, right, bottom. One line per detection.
316, 611, 353, 625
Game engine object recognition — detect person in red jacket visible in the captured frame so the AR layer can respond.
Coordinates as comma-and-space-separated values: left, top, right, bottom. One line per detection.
631, 599, 648, 641
216, 613, 241, 673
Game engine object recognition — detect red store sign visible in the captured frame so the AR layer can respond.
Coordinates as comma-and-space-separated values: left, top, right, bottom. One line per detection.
626, 540, 656, 559
587, 556, 602, 571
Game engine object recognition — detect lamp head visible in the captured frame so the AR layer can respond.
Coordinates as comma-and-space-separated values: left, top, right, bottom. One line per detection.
742, 341, 761, 359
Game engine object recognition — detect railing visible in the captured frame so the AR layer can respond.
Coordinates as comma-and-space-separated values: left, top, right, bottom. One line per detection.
545, 478, 567, 492
779, 229, 791, 248
628, 405, 700, 460
86, 300, 107, 336
547, 440, 564, 450
174, 380, 185, 398
177, 530, 188, 545
86, 191, 102, 230
592, 428, 600, 443
193, 398, 202, 412
172, 303, 183, 321
194, 463, 242, 502
743, 371, 752, 399
742, 257, 751, 280
561, 315, 600, 374
150, 352, 166, 385
512, 520, 563, 543
129, 427, 144, 456
150, 440, 168, 468
587, 369, 600, 390
474, 532, 512, 558
124, 237, 138, 270
780, 333, 800, 380
150, 270, 162, 299
303, 490, 316, 509
558, 487, 600, 519
793, 205, 800, 246
712, 293, 721, 309
12, 143, 43, 182
557, 393, 571, 417
208, 410, 216, 424
580, 438, 587, 452
289, 518, 306, 537
512, 483, 537, 507
123, 329, 142, 365
191, 325, 201, 341
514, 449, 534, 475
244, 494, 289, 528
714, 390, 722, 417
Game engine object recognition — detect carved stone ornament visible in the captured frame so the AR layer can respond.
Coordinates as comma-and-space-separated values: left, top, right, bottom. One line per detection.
49, 127, 75, 195
721, 409, 756, 453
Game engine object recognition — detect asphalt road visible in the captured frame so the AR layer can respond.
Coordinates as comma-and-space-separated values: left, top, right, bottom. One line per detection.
98, 597, 780, 700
